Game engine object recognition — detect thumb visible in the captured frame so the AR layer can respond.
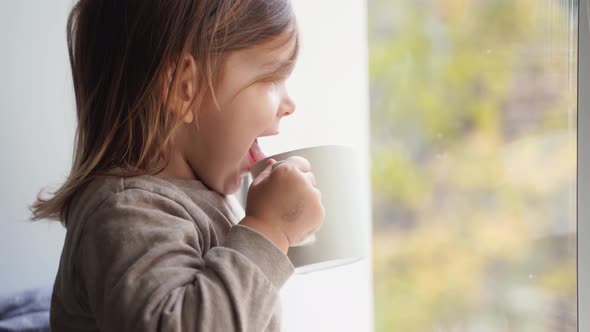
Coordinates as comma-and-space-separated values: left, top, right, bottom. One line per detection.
251, 159, 277, 186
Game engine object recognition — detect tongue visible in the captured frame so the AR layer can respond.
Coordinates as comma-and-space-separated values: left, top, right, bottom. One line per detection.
249, 139, 267, 163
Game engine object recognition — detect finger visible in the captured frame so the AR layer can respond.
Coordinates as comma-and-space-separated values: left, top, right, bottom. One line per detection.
284, 156, 312, 173
304, 172, 317, 187
313, 187, 323, 202
251, 160, 275, 186
271, 160, 286, 171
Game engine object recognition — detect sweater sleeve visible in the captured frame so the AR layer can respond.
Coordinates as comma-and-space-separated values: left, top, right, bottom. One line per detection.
78, 189, 294, 332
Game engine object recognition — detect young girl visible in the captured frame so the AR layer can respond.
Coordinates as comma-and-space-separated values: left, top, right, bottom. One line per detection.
30, 0, 325, 331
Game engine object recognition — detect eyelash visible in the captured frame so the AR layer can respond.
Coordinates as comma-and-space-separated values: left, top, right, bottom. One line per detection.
257, 72, 289, 87
265, 79, 283, 88
267, 72, 290, 84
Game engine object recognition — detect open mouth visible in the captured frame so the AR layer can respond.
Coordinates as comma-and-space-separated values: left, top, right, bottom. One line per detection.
248, 138, 267, 167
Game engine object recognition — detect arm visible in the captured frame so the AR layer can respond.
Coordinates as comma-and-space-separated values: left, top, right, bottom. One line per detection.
79, 189, 293, 332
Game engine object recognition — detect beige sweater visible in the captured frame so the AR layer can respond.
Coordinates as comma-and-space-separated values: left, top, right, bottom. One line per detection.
50, 173, 294, 332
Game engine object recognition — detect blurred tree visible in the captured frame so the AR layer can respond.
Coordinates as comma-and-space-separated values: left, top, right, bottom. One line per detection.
369, 0, 577, 331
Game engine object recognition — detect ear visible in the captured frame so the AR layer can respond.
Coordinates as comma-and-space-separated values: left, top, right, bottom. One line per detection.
164, 54, 198, 124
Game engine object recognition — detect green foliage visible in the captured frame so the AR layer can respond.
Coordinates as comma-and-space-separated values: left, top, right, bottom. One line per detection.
369, 0, 578, 330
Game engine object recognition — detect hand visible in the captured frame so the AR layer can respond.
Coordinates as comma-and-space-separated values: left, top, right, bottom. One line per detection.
240, 156, 325, 253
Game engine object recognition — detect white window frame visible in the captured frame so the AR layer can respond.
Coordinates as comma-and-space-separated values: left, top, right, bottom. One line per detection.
578, 0, 589, 330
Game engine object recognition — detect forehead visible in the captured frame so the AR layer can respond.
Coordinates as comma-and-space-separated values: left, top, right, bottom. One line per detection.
227, 30, 298, 72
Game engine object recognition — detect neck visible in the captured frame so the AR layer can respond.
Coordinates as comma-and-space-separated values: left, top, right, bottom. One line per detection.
155, 149, 198, 181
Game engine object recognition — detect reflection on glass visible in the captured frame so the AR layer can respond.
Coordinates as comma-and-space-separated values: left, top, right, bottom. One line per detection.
369, 0, 578, 331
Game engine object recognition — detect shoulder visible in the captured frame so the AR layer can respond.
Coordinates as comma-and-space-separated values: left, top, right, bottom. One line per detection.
64, 176, 202, 249
65, 173, 240, 241
67, 174, 201, 225
65, 173, 240, 247
67, 175, 215, 258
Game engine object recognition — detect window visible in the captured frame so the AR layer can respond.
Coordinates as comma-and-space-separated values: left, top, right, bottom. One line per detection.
370, 0, 580, 331
577, 1, 590, 331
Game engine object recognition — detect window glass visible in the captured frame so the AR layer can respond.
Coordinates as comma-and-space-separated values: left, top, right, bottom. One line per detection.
369, 1, 578, 331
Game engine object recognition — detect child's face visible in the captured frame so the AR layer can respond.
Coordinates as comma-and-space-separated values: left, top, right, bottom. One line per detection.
172, 32, 297, 195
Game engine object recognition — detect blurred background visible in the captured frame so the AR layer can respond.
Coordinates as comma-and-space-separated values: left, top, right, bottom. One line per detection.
0, 1, 74, 293
369, 0, 578, 331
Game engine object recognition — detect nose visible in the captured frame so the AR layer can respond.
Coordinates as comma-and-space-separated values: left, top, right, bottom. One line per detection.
279, 94, 296, 118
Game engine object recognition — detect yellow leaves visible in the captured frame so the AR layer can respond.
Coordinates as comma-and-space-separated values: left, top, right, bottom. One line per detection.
502, 132, 576, 195
472, 214, 530, 261
434, 0, 469, 25
368, 0, 577, 330
538, 260, 577, 295
372, 145, 431, 208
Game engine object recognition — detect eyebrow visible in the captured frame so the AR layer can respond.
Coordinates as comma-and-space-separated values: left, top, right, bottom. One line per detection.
256, 60, 294, 83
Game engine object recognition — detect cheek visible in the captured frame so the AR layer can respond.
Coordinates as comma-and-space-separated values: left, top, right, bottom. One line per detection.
232, 87, 277, 131
265, 85, 282, 109
255, 86, 281, 121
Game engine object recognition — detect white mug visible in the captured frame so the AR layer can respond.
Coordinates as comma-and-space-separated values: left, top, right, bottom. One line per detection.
250, 145, 370, 273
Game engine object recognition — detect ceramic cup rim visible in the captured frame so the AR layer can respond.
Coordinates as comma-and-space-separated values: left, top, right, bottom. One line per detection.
250, 144, 354, 179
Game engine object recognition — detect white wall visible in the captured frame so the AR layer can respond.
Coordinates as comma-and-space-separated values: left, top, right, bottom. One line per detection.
0, 1, 74, 294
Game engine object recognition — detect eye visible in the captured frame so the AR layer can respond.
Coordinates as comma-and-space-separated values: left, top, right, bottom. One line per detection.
255, 72, 289, 89
264, 72, 289, 86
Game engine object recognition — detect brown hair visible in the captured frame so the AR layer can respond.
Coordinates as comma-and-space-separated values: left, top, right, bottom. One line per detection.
30, 0, 299, 224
